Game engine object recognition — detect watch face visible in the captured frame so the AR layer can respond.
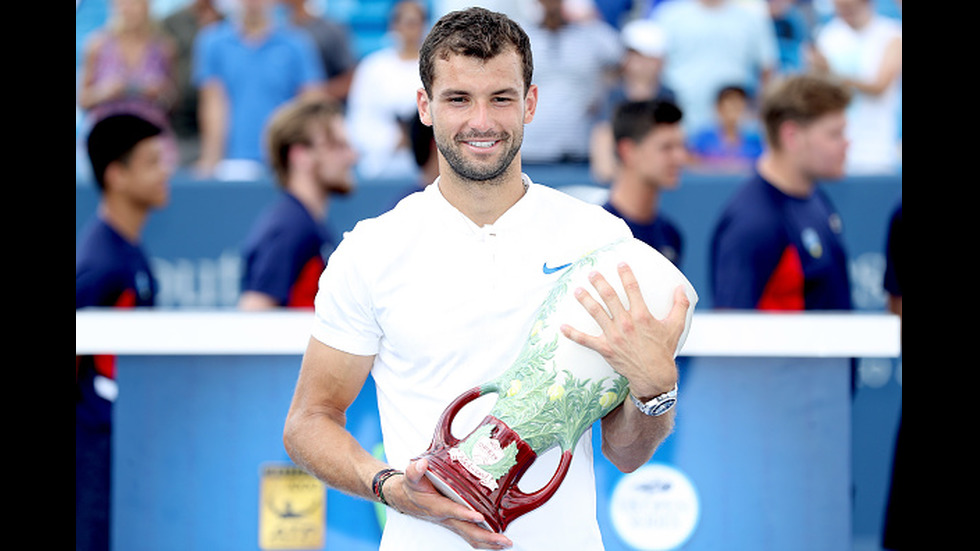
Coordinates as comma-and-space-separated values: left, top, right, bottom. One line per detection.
651, 398, 676, 416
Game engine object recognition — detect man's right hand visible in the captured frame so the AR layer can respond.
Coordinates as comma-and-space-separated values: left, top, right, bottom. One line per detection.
387, 457, 514, 550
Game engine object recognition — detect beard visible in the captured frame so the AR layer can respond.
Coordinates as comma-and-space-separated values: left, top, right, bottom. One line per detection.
435, 129, 523, 183
313, 162, 354, 196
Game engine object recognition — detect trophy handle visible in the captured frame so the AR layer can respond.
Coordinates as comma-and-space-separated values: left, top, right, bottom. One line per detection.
499, 449, 573, 524
429, 386, 485, 450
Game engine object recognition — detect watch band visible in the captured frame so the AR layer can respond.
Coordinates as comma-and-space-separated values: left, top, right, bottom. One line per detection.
629, 382, 678, 416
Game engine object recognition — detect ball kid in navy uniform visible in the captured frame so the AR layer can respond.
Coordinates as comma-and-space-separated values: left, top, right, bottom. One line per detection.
710, 74, 853, 311
76, 113, 173, 551
238, 96, 357, 310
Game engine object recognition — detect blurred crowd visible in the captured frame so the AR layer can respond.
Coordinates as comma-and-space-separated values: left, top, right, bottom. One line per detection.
75, 0, 903, 184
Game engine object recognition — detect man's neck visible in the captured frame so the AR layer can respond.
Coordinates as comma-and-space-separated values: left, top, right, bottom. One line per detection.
99, 201, 148, 244
287, 177, 329, 221
757, 153, 815, 198
845, 8, 873, 31
623, 77, 661, 101
437, 163, 528, 227
240, 9, 270, 39
609, 172, 659, 223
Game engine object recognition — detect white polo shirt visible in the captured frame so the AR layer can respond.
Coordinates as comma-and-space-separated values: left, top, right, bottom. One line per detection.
312, 175, 631, 550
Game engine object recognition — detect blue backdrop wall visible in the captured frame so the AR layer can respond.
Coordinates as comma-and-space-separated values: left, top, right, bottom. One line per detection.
75, 165, 902, 312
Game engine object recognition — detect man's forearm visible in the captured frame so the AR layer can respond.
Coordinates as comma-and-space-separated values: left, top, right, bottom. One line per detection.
282, 339, 387, 503
600, 402, 676, 473
283, 406, 388, 501
197, 83, 227, 171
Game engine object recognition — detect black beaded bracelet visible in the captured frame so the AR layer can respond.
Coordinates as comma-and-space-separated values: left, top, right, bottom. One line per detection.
371, 468, 403, 507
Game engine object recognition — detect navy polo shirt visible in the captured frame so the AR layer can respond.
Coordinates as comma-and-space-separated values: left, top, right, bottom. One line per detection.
710, 172, 852, 310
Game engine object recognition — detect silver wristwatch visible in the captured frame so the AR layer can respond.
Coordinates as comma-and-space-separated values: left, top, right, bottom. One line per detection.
629, 382, 678, 416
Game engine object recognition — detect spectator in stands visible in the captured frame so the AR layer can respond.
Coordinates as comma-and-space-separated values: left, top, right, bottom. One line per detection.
280, 0, 357, 103
709, 74, 853, 310
589, 18, 676, 183
687, 85, 764, 173
76, 113, 173, 551
346, 0, 428, 180
811, 0, 902, 175
193, 0, 324, 179
651, 0, 779, 136
238, 96, 357, 310
78, 0, 178, 156
521, 0, 622, 164
161, 0, 225, 168
604, 99, 687, 267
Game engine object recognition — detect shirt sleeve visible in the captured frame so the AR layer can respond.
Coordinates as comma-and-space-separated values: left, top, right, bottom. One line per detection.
191, 24, 219, 87
710, 213, 785, 309
241, 226, 302, 305
310, 228, 382, 357
293, 30, 325, 87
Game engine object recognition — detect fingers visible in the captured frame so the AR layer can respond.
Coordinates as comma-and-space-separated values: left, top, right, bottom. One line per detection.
586, 269, 628, 321
576, 264, 650, 323
559, 266, 634, 354
665, 285, 692, 330
616, 262, 649, 315
401, 458, 491, 525
399, 458, 513, 548
405, 456, 428, 484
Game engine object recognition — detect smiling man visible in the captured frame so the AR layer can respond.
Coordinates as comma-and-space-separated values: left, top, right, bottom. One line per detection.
283, 8, 691, 550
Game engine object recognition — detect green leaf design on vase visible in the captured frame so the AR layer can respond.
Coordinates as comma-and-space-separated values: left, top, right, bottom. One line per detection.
482, 240, 632, 456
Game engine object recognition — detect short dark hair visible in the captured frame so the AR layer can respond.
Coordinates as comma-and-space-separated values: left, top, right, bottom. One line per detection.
716, 85, 749, 105
419, 7, 533, 96
86, 114, 163, 191
611, 99, 683, 150
760, 74, 851, 150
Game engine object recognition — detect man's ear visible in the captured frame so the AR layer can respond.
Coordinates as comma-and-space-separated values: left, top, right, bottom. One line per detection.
616, 137, 635, 165
417, 87, 433, 127
779, 120, 801, 153
523, 84, 538, 124
103, 160, 126, 193
289, 143, 311, 169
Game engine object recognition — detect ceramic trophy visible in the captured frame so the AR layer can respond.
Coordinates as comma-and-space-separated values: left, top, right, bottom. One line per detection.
415, 237, 698, 533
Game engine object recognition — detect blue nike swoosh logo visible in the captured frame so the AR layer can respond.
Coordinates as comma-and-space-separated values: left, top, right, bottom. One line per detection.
542, 262, 572, 274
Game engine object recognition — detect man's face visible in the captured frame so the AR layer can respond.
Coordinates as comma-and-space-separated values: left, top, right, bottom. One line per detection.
717, 93, 747, 128
832, 0, 868, 27
628, 123, 687, 190
622, 50, 662, 81
795, 111, 849, 180
418, 50, 537, 183
309, 117, 357, 195
392, 3, 427, 48
113, 135, 172, 209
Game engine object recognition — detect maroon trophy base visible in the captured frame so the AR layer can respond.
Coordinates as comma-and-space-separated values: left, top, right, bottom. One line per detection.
416, 388, 574, 533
